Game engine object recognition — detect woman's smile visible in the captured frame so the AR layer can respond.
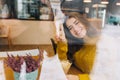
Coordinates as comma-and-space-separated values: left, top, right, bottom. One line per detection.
66, 17, 87, 38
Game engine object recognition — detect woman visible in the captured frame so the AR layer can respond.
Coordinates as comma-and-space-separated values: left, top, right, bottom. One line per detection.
56, 12, 99, 72
55, 12, 120, 80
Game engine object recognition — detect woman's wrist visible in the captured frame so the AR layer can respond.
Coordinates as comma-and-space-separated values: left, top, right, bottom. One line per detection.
66, 74, 79, 80
61, 60, 72, 74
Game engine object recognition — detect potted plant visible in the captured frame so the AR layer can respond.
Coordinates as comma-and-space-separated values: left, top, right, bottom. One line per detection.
4, 50, 43, 80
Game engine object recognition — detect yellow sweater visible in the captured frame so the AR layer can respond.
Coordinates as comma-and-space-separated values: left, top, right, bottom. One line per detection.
57, 42, 96, 80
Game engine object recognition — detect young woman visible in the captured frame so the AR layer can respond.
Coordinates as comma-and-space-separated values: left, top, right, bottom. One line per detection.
55, 12, 120, 80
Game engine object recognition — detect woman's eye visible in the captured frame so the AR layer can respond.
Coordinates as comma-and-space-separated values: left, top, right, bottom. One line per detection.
75, 21, 79, 25
68, 26, 73, 30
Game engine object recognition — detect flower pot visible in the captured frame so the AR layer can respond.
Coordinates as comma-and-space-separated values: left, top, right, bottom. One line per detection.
14, 69, 38, 80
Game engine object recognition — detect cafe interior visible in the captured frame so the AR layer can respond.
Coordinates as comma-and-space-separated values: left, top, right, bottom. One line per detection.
0, 0, 120, 80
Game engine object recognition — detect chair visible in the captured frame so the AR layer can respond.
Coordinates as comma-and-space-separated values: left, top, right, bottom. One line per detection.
0, 24, 11, 48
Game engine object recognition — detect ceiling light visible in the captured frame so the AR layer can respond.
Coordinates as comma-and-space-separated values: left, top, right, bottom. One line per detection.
92, 4, 107, 8
83, 0, 91, 3
116, 0, 120, 6
116, 3, 120, 5
101, 0, 109, 4
66, 0, 73, 1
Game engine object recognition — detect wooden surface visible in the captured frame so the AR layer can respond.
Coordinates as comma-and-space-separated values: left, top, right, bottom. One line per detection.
0, 20, 56, 45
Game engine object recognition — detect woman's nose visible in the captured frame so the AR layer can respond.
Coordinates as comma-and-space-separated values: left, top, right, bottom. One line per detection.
73, 25, 79, 31
72, 26, 78, 34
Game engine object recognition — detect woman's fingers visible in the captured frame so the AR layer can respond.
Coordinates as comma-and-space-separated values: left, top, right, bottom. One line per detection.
55, 35, 66, 42
59, 24, 64, 36
59, 24, 67, 42
54, 24, 67, 43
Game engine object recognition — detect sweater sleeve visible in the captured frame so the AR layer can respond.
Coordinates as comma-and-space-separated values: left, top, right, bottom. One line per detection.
57, 42, 68, 60
78, 74, 90, 80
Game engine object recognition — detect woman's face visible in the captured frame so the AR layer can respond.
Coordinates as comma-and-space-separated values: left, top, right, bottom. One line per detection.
66, 17, 87, 38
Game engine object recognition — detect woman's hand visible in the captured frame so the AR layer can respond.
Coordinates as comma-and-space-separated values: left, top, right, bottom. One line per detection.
55, 24, 67, 43
67, 74, 79, 80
